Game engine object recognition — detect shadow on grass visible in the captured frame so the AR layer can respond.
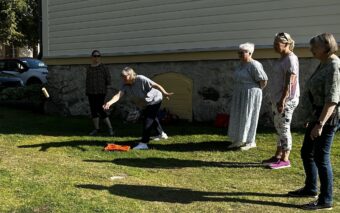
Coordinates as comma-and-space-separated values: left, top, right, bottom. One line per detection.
17, 140, 139, 152
76, 184, 299, 208
2, 106, 307, 137
17, 140, 234, 152
150, 141, 233, 152
84, 157, 264, 169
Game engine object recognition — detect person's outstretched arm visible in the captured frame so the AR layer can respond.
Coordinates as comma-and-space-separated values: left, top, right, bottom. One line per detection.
151, 82, 174, 100
103, 91, 124, 110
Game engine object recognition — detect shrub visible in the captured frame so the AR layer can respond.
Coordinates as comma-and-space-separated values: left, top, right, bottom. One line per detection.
0, 85, 44, 102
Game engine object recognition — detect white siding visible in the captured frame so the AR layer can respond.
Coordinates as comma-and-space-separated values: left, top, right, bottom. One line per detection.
43, 0, 340, 58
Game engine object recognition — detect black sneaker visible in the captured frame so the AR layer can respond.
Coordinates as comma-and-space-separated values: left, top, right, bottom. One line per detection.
288, 187, 318, 198
89, 129, 99, 136
301, 200, 332, 211
108, 128, 115, 136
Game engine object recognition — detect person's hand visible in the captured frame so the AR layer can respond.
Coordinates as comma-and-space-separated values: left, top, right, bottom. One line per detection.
304, 122, 309, 128
276, 101, 284, 114
164, 92, 174, 100
103, 102, 112, 110
310, 124, 323, 140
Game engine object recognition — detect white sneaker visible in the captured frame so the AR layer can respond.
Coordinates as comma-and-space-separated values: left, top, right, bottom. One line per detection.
240, 143, 256, 151
151, 132, 168, 141
133, 142, 149, 150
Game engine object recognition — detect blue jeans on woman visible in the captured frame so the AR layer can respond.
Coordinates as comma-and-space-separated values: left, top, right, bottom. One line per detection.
301, 122, 336, 205
336, 120, 340, 131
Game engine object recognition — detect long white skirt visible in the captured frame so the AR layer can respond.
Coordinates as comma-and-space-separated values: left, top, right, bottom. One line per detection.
228, 86, 262, 145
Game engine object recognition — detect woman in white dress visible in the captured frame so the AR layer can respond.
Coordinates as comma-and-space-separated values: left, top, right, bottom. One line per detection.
228, 43, 268, 150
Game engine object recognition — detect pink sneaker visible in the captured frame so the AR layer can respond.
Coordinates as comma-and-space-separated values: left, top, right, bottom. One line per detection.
268, 160, 291, 169
262, 156, 280, 166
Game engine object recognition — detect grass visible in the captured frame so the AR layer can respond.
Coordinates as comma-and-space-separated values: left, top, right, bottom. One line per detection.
0, 106, 339, 213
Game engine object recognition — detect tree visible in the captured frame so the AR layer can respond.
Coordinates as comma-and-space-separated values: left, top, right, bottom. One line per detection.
0, 0, 40, 57
0, 0, 25, 45
16, 0, 40, 56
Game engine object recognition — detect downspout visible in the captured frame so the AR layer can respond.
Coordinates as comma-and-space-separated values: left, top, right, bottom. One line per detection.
37, 0, 43, 59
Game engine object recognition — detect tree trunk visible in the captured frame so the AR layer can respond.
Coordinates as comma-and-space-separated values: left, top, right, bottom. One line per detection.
12, 44, 16, 57
33, 45, 38, 58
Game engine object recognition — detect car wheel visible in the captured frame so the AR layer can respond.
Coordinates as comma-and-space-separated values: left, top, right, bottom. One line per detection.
26, 78, 42, 85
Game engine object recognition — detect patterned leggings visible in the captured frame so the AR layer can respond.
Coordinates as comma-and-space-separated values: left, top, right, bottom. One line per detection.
272, 98, 299, 151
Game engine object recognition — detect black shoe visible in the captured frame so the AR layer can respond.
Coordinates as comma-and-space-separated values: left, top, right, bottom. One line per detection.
89, 129, 99, 136
301, 200, 332, 211
108, 128, 115, 136
288, 187, 318, 198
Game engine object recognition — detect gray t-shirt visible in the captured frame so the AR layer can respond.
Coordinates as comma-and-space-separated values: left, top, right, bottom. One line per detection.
121, 75, 162, 107
269, 52, 300, 103
233, 59, 268, 88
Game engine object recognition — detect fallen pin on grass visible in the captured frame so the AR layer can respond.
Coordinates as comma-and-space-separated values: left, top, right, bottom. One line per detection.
110, 174, 128, 180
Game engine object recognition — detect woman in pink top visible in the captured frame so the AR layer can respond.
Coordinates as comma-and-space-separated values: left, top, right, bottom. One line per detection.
262, 32, 300, 169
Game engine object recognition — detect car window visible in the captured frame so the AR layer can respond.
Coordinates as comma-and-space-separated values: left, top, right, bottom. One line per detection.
6, 61, 19, 71
0, 61, 5, 71
5, 61, 26, 72
21, 59, 47, 68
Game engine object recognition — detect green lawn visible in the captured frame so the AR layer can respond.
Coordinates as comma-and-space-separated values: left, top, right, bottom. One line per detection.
0, 106, 339, 213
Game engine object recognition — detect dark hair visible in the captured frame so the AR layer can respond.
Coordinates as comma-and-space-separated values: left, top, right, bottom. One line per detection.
91, 50, 101, 56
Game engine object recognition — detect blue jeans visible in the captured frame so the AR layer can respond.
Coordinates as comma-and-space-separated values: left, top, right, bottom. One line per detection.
336, 120, 340, 131
301, 122, 336, 205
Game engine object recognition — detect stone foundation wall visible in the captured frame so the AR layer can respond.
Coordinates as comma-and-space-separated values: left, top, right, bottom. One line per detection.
45, 58, 320, 127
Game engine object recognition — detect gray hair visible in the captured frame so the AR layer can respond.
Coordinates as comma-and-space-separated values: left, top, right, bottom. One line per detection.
239, 42, 255, 55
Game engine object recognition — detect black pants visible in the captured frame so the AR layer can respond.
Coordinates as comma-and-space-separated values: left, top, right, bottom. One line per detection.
87, 94, 108, 119
141, 102, 164, 143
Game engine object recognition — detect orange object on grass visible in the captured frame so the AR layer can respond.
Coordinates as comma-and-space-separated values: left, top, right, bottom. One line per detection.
104, 144, 130, 151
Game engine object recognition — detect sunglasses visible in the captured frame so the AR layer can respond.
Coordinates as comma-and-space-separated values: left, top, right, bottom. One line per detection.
92, 55, 101, 57
238, 51, 248, 55
277, 32, 289, 41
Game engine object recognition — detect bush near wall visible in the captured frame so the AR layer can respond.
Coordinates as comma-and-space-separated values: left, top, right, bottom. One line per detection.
0, 85, 45, 111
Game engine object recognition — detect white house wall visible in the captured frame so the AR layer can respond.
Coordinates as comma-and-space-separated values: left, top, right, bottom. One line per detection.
43, 0, 340, 58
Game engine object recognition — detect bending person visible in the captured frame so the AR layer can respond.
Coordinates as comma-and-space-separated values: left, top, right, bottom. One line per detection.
103, 67, 174, 150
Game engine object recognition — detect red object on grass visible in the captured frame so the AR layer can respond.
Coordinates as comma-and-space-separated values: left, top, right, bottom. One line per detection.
104, 144, 130, 151
214, 113, 229, 128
